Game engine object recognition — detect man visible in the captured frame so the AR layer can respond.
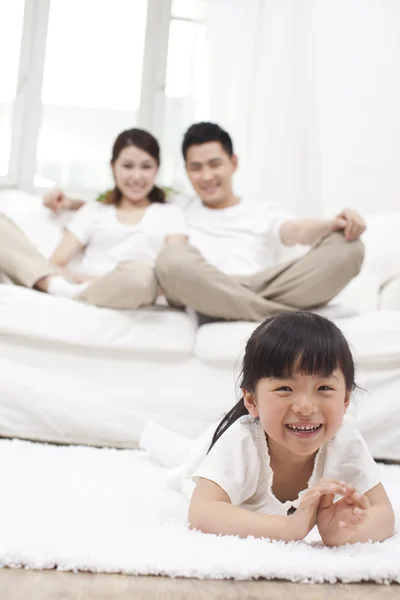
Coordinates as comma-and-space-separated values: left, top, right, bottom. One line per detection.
1, 122, 365, 321
153, 122, 365, 321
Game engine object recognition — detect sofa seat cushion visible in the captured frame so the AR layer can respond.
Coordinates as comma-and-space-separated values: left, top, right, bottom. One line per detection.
194, 311, 400, 366
0, 286, 195, 357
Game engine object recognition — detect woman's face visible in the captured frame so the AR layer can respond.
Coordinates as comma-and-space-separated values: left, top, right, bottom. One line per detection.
112, 145, 158, 204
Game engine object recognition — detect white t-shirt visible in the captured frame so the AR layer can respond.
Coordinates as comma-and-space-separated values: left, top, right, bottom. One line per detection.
191, 416, 381, 516
67, 202, 188, 276
174, 195, 294, 276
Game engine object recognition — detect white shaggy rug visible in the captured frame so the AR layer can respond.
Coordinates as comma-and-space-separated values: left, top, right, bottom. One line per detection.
0, 439, 399, 584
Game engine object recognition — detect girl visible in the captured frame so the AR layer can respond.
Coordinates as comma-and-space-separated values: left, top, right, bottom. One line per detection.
0, 129, 187, 309
189, 312, 395, 546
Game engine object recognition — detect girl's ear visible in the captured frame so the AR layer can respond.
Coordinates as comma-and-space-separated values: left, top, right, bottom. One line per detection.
343, 390, 351, 412
243, 388, 259, 418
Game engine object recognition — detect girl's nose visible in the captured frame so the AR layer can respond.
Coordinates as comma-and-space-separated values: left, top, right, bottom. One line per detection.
292, 396, 319, 415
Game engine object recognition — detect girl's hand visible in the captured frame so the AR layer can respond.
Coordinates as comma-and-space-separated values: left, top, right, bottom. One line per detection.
316, 482, 370, 546
289, 480, 348, 540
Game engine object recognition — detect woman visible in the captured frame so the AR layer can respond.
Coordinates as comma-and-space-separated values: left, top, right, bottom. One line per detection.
0, 129, 188, 309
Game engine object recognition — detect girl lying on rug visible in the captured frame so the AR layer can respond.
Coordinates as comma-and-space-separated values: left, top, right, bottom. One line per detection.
188, 312, 395, 546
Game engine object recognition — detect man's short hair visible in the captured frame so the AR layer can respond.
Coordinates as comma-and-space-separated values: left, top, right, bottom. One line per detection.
182, 122, 234, 160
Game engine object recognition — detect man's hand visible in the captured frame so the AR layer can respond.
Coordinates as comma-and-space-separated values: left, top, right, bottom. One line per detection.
329, 209, 366, 241
316, 482, 370, 546
43, 189, 72, 213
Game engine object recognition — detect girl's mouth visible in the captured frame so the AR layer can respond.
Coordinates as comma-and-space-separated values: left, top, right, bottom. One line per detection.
285, 423, 323, 437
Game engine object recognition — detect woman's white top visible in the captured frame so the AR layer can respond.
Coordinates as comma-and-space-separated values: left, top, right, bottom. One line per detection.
191, 416, 381, 516
67, 201, 188, 276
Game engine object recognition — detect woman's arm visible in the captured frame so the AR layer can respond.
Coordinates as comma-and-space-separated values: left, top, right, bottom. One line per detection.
50, 230, 86, 282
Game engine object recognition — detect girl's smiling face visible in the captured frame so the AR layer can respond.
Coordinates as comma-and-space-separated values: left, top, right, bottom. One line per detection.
243, 369, 350, 458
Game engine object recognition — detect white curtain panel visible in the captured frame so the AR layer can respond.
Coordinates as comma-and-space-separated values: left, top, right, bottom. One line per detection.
204, 0, 400, 217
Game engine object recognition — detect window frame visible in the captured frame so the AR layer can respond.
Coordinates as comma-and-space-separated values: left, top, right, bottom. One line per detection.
0, 0, 172, 195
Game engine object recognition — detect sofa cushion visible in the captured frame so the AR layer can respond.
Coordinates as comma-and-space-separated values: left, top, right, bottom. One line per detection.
194, 311, 400, 366
0, 190, 71, 258
362, 213, 400, 283
0, 286, 196, 357
379, 275, 400, 311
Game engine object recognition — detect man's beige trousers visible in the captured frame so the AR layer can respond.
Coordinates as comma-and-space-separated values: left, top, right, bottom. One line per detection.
155, 232, 364, 322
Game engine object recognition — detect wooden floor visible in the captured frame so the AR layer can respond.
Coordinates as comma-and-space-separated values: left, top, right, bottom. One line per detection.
0, 569, 398, 600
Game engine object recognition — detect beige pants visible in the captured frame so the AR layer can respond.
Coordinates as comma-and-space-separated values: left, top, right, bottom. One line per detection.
155, 232, 365, 322
0, 215, 157, 309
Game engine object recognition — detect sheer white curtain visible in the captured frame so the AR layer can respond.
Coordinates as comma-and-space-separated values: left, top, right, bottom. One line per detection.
204, 0, 400, 217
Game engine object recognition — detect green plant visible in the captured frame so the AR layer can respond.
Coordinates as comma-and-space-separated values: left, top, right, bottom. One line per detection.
96, 186, 178, 202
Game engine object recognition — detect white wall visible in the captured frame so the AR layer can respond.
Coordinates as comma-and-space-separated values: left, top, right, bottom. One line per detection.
205, 0, 400, 217
315, 0, 400, 216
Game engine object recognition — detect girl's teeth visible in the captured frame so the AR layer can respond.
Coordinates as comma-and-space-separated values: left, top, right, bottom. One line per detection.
287, 424, 321, 432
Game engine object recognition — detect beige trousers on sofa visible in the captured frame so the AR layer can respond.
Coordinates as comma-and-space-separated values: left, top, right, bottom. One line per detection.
155, 232, 365, 322
0, 214, 157, 309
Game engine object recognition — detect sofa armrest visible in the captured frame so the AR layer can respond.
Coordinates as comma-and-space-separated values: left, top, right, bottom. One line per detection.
379, 275, 400, 310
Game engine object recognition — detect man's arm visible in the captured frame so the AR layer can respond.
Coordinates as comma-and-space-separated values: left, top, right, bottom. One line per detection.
43, 189, 85, 213
280, 209, 366, 246
280, 219, 330, 246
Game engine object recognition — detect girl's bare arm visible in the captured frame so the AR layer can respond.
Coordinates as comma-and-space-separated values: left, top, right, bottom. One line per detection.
189, 477, 348, 542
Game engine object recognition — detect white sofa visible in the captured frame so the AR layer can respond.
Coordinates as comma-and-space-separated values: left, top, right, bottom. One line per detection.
0, 190, 400, 459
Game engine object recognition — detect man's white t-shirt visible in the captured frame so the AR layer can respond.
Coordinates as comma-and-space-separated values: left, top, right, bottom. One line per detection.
174, 196, 294, 276
67, 202, 187, 276
190, 416, 381, 516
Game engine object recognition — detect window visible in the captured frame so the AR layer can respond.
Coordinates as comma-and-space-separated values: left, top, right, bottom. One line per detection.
0, 0, 211, 195
0, 0, 25, 179
35, 0, 148, 191
158, 0, 210, 192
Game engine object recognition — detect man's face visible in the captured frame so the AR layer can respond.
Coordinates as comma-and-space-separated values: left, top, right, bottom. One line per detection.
185, 142, 238, 207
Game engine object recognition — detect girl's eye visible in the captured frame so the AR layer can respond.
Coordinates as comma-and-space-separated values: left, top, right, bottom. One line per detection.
318, 385, 334, 391
276, 386, 292, 392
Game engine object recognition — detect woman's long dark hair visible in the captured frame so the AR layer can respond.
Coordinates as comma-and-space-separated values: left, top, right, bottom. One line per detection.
104, 128, 165, 205
209, 311, 356, 451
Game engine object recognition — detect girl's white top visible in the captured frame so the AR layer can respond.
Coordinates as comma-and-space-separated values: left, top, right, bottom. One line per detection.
183, 416, 381, 516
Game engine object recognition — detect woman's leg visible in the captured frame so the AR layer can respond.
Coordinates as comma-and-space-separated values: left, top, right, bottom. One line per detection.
0, 215, 57, 289
76, 260, 158, 309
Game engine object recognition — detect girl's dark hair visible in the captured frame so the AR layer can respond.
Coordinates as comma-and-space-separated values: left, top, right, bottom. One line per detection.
182, 122, 234, 160
104, 128, 165, 205
209, 312, 356, 451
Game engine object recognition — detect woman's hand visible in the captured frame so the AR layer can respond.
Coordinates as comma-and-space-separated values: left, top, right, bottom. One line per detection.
316, 482, 370, 546
61, 268, 98, 284
289, 479, 348, 540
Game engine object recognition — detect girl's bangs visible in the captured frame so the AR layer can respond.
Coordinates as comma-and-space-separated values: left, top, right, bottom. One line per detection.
244, 313, 353, 385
